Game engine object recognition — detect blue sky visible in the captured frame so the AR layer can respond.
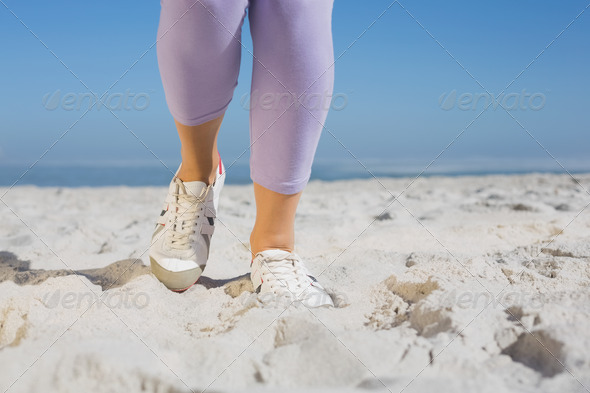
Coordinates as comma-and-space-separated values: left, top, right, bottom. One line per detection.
1, 0, 589, 176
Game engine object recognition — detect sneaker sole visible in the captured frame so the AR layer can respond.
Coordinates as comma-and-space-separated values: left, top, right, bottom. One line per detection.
150, 257, 203, 292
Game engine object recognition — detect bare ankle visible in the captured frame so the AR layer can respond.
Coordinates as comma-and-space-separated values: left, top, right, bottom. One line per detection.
177, 164, 217, 185
249, 232, 293, 259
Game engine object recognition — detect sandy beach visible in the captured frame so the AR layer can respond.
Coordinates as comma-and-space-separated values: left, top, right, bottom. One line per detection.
1, 173, 589, 393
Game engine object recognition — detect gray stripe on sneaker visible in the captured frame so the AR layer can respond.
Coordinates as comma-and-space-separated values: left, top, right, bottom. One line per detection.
202, 233, 211, 259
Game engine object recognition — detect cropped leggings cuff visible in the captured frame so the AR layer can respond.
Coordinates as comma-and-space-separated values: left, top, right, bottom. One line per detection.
170, 99, 232, 128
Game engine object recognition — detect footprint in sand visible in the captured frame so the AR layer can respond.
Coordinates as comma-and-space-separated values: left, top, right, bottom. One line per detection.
366, 275, 453, 337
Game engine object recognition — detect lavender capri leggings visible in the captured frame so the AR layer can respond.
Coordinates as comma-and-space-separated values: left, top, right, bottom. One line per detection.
157, 0, 335, 194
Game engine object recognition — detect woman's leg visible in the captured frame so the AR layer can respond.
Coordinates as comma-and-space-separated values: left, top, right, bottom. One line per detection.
247, 0, 335, 257
176, 116, 222, 184
157, 0, 248, 181
151, 0, 248, 291
249, 184, 302, 257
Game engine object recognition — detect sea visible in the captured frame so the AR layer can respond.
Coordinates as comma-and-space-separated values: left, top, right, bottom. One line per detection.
1, 158, 589, 187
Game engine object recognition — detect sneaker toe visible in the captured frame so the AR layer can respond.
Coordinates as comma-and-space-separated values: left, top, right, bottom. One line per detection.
158, 258, 200, 272
300, 286, 335, 308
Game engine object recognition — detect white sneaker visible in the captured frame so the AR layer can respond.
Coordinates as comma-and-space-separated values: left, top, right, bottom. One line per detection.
149, 158, 225, 291
250, 249, 334, 308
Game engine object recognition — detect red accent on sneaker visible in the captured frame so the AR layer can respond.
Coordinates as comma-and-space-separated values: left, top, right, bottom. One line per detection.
171, 278, 199, 293
218, 151, 222, 175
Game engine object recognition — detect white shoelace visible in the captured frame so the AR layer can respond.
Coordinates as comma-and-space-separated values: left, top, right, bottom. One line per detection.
166, 182, 209, 251
259, 252, 314, 294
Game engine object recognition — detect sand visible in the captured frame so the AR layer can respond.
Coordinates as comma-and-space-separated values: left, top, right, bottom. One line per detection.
0, 173, 589, 393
